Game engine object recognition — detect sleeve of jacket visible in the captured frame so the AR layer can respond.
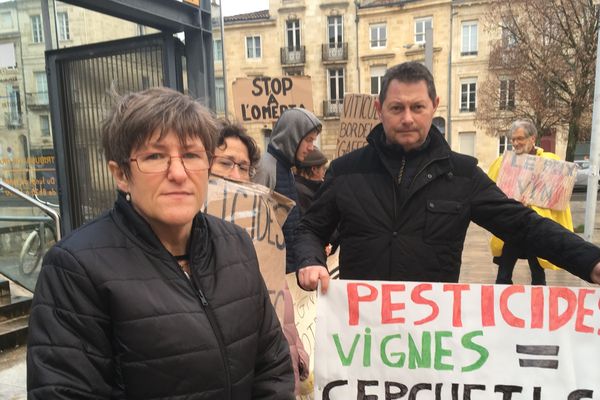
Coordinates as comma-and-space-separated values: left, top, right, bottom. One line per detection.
251, 270, 295, 399
27, 245, 116, 400
469, 165, 600, 282
294, 164, 341, 270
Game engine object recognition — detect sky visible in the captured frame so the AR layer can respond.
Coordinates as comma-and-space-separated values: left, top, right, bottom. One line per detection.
220, 0, 269, 17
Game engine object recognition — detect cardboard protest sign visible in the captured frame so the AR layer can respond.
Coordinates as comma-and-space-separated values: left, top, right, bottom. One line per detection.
205, 177, 294, 321
496, 152, 577, 211
232, 76, 313, 123
336, 94, 379, 158
315, 280, 600, 399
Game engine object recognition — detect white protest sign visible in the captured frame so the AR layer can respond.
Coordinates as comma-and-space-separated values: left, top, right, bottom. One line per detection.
315, 280, 600, 399
496, 152, 577, 211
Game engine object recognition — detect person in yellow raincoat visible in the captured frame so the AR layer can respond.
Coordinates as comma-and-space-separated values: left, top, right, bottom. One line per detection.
488, 120, 573, 285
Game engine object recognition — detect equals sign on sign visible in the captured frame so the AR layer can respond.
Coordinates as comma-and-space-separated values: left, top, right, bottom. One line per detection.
516, 345, 559, 369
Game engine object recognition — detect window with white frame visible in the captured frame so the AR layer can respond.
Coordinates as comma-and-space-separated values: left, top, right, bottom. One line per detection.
215, 78, 225, 114
40, 115, 50, 136
461, 21, 478, 56
0, 11, 13, 30
0, 42, 16, 68
370, 23, 386, 48
414, 17, 432, 45
326, 68, 344, 116
460, 79, 477, 112
31, 15, 43, 43
370, 66, 386, 95
58, 12, 70, 41
286, 19, 301, 50
328, 68, 344, 102
245, 35, 261, 59
327, 15, 343, 46
213, 39, 223, 61
35, 71, 48, 104
6, 84, 21, 126
502, 26, 517, 48
498, 135, 512, 155
459, 132, 476, 157
499, 79, 515, 110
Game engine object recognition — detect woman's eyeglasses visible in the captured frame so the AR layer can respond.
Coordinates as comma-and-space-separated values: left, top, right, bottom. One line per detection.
129, 151, 212, 173
211, 156, 256, 178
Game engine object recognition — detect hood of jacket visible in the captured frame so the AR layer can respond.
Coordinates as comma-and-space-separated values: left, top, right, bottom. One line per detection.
268, 108, 321, 166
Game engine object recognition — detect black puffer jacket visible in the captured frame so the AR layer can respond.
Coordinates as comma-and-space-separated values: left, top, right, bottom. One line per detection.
295, 124, 600, 283
27, 193, 294, 399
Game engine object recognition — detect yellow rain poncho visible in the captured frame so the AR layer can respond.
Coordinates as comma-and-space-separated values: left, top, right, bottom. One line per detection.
487, 147, 574, 270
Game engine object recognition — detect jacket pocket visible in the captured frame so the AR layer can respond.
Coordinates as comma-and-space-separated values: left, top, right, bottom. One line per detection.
423, 199, 467, 244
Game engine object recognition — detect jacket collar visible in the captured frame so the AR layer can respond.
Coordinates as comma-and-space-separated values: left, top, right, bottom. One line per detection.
268, 144, 294, 169
111, 191, 209, 265
367, 123, 451, 175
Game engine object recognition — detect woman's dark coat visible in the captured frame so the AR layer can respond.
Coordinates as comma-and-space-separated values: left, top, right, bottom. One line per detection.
27, 193, 294, 399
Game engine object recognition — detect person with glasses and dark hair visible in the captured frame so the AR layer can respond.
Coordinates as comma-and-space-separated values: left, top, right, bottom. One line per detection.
27, 87, 294, 400
211, 119, 260, 181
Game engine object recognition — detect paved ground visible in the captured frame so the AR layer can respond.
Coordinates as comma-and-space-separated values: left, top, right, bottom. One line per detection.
1, 193, 598, 398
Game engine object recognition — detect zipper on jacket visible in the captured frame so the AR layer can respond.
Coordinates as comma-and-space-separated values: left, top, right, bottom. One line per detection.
180, 259, 232, 400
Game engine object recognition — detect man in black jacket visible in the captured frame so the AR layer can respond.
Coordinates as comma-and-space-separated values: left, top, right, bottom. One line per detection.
295, 62, 600, 292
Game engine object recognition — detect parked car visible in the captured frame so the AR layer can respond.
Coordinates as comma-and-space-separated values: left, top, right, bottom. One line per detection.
574, 159, 600, 191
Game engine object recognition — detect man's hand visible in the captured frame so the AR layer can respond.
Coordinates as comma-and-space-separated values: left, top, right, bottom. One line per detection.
592, 262, 600, 284
297, 265, 330, 294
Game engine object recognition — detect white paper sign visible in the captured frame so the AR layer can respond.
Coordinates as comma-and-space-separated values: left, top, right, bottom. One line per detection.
315, 280, 600, 399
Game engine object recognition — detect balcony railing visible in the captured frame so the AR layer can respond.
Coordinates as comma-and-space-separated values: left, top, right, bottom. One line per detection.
26, 92, 49, 108
280, 46, 305, 65
322, 42, 348, 62
323, 99, 343, 118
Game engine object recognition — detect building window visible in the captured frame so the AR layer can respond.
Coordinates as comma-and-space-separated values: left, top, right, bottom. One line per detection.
327, 15, 343, 45
245, 36, 261, 59
40, 115, 50, 136
502, 26, 517, 48
0, 11, 13, 30
6, 85, 21, 127
58, 12, 70, 41
213, 39, 223, 61
460, 79, 477, 112
461, 21, 478, 56
0, 42, 16, 68
499, 135, 512, 155
35, 71, 48, 104
325, 68, 344, 117
328, 68, 344, 101
370, 66, 386, 95
414, 17, 432, 45
370, 23, 386, 48
31, 15, 43, 43
499, 79, 515, 110
215, 78, 225, 114
459, 132, 476, 157
286, 19, 301, 50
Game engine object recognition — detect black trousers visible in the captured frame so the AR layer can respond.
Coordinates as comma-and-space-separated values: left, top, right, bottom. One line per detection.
494, 242, 546, 285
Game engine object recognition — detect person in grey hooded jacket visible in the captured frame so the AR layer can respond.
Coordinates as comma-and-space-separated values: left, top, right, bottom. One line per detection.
253, 107, 322, 273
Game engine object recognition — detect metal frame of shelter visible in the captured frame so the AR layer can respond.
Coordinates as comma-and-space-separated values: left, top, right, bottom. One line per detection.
46, 0, 215, 234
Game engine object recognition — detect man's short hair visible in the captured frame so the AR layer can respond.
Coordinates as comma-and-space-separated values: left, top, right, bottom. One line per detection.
379, 62, 437, 105
216, 119, 261, 166
101, 87, 216, 178
508, 120, 537, 138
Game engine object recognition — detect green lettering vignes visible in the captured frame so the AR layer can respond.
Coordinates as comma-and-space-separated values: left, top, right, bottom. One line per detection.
332, 333, 360, 366
461, 330, 489, 372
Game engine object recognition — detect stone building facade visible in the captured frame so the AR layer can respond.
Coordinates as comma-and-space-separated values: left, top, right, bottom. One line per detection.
219, 0, 567, 169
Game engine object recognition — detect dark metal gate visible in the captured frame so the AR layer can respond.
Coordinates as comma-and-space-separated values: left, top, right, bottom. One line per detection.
47, 33, 184, 234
